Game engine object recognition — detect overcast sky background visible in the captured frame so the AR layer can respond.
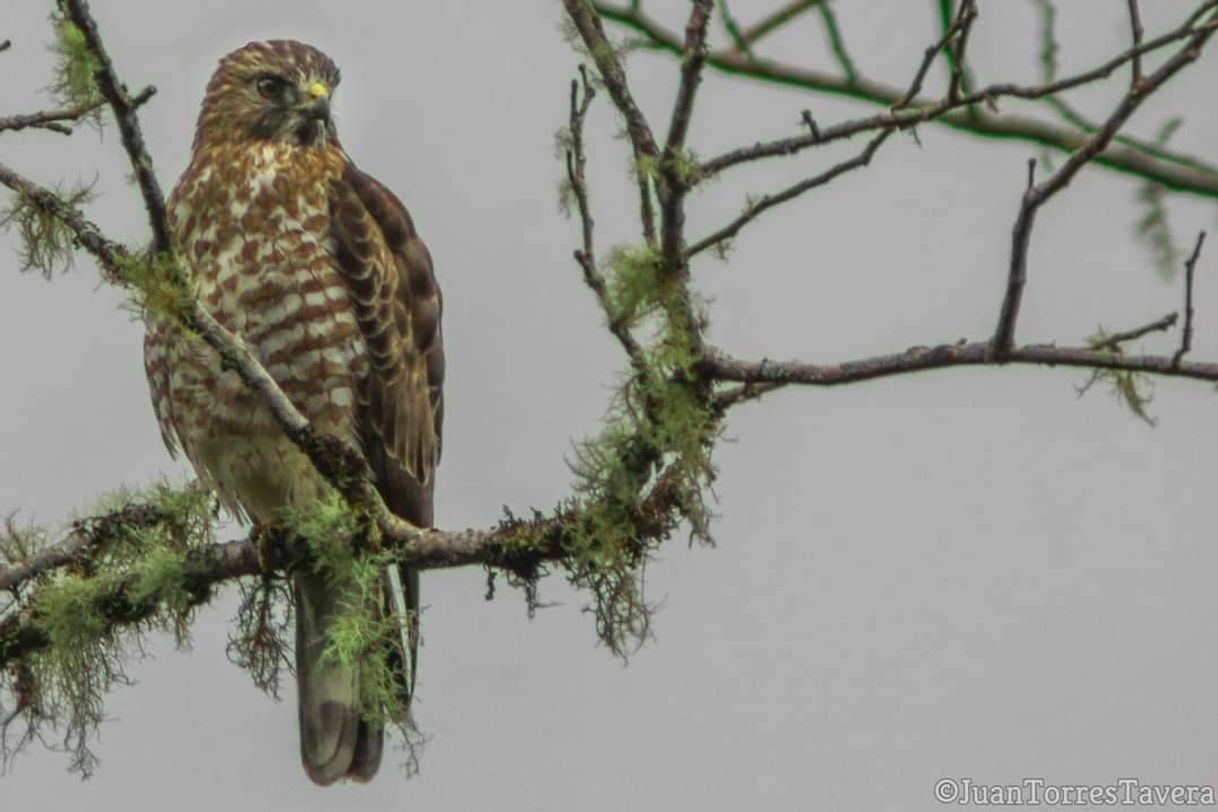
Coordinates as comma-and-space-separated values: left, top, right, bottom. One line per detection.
4, 1, 1218, 809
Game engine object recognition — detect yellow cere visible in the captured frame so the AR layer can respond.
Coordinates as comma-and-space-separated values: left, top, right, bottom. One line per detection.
307, 81, 329, 99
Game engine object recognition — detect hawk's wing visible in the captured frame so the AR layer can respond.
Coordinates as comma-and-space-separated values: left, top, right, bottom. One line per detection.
328, 161, 445, 528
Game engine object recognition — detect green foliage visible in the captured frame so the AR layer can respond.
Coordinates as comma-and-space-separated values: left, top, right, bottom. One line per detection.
0, 182, 95, 278
48, 9, 102, 121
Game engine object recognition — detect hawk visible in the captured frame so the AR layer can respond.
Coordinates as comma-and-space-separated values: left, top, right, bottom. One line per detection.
143, 40, 444, 785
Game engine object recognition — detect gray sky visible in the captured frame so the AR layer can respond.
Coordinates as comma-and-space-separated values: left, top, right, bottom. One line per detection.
3, 1, 1218, 809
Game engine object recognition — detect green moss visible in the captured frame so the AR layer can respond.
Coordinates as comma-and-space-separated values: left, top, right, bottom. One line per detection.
49, 11, 102, 117
282, 491, 362, 579
1082, 329, 1158, 427
115, 251, 195, 323
635, 154, 659, 181
604, 244, 665, 326
666, 147, 702, 186
545, 239, 717, 654
324, 553, 411, 723
281, 493, 414, 726
0, 182, 95, 278
27, 572, 124, 775
3, 483, 216, 774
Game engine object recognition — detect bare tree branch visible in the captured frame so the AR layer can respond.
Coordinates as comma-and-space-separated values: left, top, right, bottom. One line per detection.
993, 20, 1217, 354
737, 0, 821, 53
703, 341, 1218, 389
599, 1, 1218, 198
0, 100, 103, 136
894, 0, 977, 111
686, 128, 891, 259
665, 0, 712, 155
1090, 312, 1178, 352
946, 0, 978, 103
1173, 231, 1207, 367
1127, 0, 1146, 87
564, 68, 645, 365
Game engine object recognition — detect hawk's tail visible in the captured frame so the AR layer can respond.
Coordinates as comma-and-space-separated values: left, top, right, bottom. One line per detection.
294, 570, 383, 786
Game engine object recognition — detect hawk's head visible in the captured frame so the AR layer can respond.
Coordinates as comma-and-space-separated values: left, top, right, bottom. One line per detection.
192, 40, 341, 151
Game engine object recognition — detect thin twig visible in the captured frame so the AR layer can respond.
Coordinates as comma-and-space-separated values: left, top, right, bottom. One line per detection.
894, 0, 978, 110
1173, 231, 1207, 367
1090, 312, 1178, 351
712, 381, 784, 410
718, 0, 755, 63
565, 67, 645, 365
563, 0, 659, 161
698, 6, 1218, 179
665, 0, 713, 155
738, 0, 822, 51
1127, 0, 1146, 87
61, 0, 171, 253
563, 0, 660, 246
992, 19, 1217, 354
995, 158, 1040, 355
817, 3, 858, 85
947, 0, 979, 103
0, 102, 99, 136
598, 1, 1218, 198
656, 0, 713, 292
686, 129, 892, 258
0, 86, 153, 136
0, 162, 125, 274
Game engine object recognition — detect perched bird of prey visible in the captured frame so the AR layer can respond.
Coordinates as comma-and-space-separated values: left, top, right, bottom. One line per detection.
143, 40, 444, 785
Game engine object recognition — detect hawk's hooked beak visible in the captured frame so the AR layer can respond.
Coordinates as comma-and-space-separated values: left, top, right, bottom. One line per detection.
303, 81, 330, 121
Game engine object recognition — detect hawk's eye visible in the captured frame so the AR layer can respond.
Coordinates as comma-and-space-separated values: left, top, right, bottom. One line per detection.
255, 75, 288, 100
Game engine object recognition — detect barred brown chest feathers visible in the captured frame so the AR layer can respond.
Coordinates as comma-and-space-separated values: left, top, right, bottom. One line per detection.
144, 143, 369, 520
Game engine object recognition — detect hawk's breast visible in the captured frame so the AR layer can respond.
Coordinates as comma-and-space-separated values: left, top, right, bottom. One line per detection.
145, 142, 368, 519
